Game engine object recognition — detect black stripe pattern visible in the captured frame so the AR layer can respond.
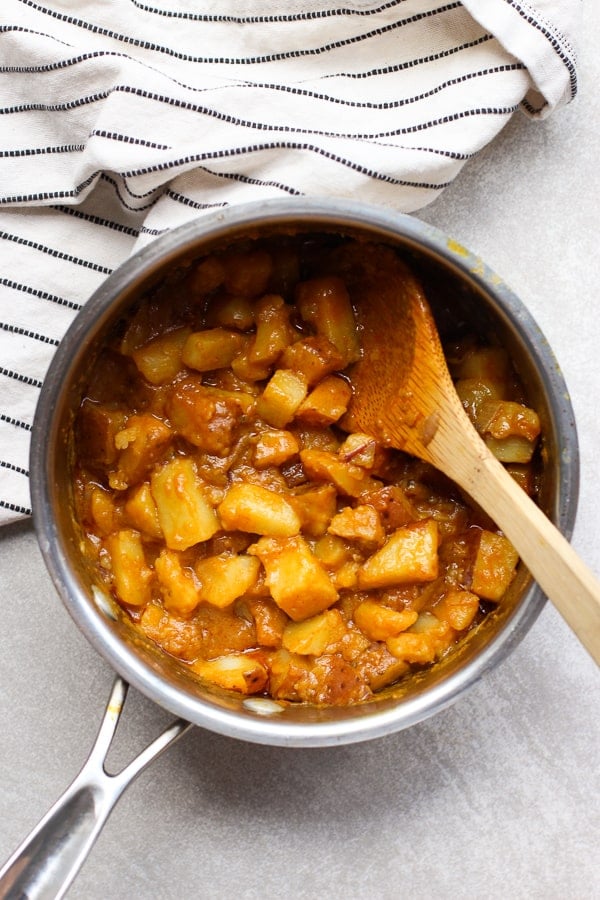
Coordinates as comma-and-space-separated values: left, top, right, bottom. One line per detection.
0, 0, 580, 524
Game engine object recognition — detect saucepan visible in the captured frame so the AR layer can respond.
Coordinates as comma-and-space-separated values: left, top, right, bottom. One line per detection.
0, 199, 579, 898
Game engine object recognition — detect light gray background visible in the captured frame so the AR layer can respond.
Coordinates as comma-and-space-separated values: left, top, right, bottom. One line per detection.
1, 6, 599, 899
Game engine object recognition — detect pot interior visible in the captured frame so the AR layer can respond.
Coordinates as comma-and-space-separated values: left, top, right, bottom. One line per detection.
30, 201, 579, 746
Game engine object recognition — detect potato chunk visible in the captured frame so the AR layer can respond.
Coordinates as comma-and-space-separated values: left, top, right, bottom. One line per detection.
218, 483, 301, 536
359, 485, 415, 530
191, 653, 268, 694
387, 611, 453, 663
282, 609, 346, 655
105, 529, 153, 608
232, 294, 295, 381
470, 530, 519, 601
357, 519, 439, 589
328, 504, 384, 546
386, 631, 438, 665
109, 414, 172, 491
167, 378, 246, 456
296, 275, 360, 367
484, 435, 539, 465
279, 335, 344, 387
195, 554, 261, 609
353, 600, 418, 641
313, 533, 353, 569
338, 433, 378, 469
332, 560, 360, 590
249, 535, 338, 621
300, 448, 372, 497
155, 549, 201, 616
476, 400, 540, 463
435, 589, 480, 631
455, 377, 504, 421
90, 486, 120, 536
296, 375, 353, 426
182, 328, 247, 372
287, 484, 337, 537
131, 327, 191, 384
245, 597, 288, 648
124, 482, 163, 540
253, 429, 299, 468
256, 369, 308, 428
150, 457, 220, 550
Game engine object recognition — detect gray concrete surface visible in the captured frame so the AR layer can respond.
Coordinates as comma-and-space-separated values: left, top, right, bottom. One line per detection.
1, 5, 598, 898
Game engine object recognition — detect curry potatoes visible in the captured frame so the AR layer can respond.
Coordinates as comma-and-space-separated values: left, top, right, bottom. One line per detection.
73, 234, 541, 707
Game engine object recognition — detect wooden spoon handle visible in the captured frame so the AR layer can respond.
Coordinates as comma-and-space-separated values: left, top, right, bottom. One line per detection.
459, 445, 600, 665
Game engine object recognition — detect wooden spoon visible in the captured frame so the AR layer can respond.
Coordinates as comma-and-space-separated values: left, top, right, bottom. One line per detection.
340, 243, 600, 664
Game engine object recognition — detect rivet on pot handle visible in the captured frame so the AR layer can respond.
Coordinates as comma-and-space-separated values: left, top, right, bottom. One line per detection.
0, 677, 192, 900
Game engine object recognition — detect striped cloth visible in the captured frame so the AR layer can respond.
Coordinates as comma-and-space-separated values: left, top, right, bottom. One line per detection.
0, 0, 580, 525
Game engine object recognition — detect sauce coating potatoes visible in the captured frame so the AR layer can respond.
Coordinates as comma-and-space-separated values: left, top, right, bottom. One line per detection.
73, 235, 541, 707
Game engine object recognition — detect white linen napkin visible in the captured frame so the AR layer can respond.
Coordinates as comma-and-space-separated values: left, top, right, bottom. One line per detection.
0, 0, 581, 525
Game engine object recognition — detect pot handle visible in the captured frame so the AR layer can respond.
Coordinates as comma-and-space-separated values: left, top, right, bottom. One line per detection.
0, 677, 192, 900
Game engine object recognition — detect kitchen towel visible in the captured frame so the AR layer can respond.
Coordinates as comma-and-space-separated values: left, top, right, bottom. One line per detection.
0, 0, 581, 525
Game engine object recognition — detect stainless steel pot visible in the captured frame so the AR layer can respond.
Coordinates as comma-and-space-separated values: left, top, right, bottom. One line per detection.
0, 198, 579, 897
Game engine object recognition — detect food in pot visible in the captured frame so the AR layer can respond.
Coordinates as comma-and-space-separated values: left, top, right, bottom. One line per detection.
73, 235, 541, 706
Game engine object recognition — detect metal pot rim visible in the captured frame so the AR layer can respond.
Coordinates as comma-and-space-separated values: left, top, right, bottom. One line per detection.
29, 197, 580, 746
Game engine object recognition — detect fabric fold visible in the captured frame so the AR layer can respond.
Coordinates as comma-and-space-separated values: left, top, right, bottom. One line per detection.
0, 0, 580, 524
462, 0, 580, 115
